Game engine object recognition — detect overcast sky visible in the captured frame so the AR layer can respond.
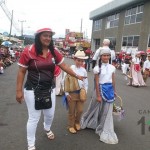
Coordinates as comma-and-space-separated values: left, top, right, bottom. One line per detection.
0, 0, 113, 38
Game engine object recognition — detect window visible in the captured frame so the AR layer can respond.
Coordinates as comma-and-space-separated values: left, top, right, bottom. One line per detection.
122, 37, 127, 46
133, 36, 139, 46
95, 39, 100, 50
106, 13, 119, 28
125, 5, 144, 25
122, 35, 140, 47
93, 19, 102, 31
127, 36, 133, 46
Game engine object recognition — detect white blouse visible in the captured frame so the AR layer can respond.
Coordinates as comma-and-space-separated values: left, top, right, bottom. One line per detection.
93, 63, 115, 84
132, 57, 141, 64
143, 60, 150, 71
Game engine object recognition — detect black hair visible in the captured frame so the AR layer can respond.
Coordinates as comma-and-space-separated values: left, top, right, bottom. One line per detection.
99, 55, 111, 68
92, 60, 96, 69
34, 33, 56, 58
98, 58, 102, 68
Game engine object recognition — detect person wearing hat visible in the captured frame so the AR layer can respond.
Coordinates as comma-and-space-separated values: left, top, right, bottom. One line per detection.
63, 50, 88, 134
16, 28, 86, 150
81, 48, 118, 144
129, 51, 146, 87
143, 53, 150, 83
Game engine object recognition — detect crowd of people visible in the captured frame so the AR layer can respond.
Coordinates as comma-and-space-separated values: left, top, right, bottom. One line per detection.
0, 43, 22, 74
115, 49, 150, 87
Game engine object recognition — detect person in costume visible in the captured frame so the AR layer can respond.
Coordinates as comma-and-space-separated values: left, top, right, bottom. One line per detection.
16, 27, 85, 150
81, 48, 118, 144
63, 50, 88, 134
122, 52, 132, 75
85, 47, 92, 71
129, 51, 146, 87
143, 53, 150, 84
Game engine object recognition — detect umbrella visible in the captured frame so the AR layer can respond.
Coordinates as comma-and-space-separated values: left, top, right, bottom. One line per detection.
1, 41, 12, 47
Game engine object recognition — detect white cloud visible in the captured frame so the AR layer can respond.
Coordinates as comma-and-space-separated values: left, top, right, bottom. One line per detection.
0, 0, 113, 38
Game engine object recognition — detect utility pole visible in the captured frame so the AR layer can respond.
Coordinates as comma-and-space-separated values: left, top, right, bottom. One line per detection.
80, 18, 83, 45
18, 20, 26, 36
80, 18, 83, 34
9, 10, 13, 40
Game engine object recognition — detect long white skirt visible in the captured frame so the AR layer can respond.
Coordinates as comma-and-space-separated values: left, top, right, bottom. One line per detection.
80, 91, 118, 144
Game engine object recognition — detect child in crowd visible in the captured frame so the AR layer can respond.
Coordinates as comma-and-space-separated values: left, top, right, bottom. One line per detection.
63, 50, 88, 134
143, 53, 150, 84
130, 52, 146, 87
81, 48, 118, 144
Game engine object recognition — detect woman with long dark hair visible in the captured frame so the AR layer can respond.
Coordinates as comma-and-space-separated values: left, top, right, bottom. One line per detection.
16, 28, 85, 150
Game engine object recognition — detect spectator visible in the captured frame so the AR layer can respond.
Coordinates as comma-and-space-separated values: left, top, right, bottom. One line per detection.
85, 47, 92, 71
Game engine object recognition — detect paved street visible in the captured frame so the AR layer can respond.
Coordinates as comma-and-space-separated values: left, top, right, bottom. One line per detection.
0, 58, 150, 150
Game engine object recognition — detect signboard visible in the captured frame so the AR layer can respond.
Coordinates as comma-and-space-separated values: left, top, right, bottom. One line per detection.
75, 32, 83, 38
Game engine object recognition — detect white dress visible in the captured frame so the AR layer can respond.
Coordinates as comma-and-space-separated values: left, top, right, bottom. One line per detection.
131, 57, 145, 86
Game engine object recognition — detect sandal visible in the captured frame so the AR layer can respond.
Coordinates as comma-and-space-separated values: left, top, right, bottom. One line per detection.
46, 130, 55, 140
75, 124, 81, 131
28, 146, 36, 150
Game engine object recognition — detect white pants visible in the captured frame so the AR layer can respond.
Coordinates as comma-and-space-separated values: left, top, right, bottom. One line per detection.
24, 88, 56, 147
122, 63, 129, 74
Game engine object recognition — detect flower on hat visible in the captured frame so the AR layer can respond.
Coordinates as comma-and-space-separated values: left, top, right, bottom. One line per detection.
74, 50, 88, 59
35, 28, 55, 35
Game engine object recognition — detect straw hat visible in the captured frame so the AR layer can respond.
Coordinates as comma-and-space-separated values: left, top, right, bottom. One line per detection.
35, 28, 55, 35
74, 50, 88, 59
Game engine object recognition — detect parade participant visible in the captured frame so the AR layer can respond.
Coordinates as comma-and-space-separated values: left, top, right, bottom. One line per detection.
143, 53, 150, 83
63, 50, 88, 134
130, 51, 146, 87
92, 39, 116, 68
122, 52, 132, 75
85, 47, 92, 71
16, 27, 85, 150
81, 48, 118, 144
92, 39, 111, 68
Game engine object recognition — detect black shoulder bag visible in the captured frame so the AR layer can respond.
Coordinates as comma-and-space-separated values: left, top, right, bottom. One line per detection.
33, 59, 55, 110
34, 86, 52, 110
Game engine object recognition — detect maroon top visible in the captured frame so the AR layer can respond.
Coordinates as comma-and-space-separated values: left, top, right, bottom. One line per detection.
18, 44, 64, 89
